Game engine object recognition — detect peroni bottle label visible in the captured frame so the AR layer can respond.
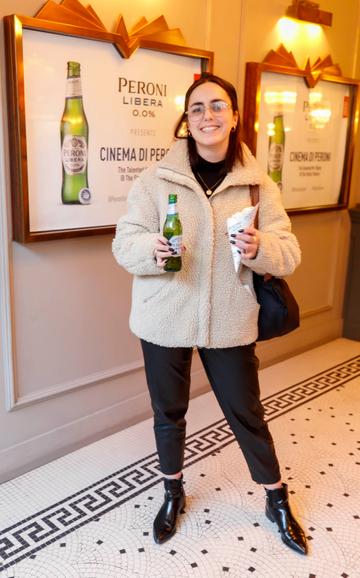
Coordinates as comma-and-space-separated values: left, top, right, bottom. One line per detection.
163, 194, 182, 272
66, 77, 82, 98
62, 135, 88, 175
167, 234, 182, 256
268, 143, 284, 172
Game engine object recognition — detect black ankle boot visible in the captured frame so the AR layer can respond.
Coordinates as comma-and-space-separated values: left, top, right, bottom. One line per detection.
265, 483, 307, 555
153, 476, 185, 544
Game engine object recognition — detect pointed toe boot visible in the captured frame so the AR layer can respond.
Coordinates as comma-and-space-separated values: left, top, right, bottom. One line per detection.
153, 476, 185, 544
265, 483, 307, 555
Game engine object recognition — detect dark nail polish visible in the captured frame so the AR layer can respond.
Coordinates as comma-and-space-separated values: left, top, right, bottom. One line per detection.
230, 233, 236, 238
237, 249, 242, 254
238, 229, 244, 233
230, 240, 236, 244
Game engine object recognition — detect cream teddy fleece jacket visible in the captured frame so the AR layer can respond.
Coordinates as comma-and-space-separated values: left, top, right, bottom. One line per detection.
112, 140, 301, 348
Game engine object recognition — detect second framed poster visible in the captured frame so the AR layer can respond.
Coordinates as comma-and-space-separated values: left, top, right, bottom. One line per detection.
243, 61, 359, 213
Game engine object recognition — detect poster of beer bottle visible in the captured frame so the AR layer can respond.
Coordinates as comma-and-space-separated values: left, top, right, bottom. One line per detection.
61, 61, 91, 205
268, 112, 285, 191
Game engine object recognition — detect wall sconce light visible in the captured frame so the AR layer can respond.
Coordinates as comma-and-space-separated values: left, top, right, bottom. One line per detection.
286, 1, 333, 27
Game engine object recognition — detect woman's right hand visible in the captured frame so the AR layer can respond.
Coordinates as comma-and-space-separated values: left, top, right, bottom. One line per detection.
153, 235, 176, 268
153, 235, 186, 268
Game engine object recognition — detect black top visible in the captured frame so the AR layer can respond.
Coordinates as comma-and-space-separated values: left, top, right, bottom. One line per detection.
193, 155, 227, 197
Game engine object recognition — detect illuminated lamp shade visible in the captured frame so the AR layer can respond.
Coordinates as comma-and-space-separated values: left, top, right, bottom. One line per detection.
286, 1, 332, 27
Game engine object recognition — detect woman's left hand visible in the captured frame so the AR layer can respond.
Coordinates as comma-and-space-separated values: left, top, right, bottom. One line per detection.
230, 226, 259, 259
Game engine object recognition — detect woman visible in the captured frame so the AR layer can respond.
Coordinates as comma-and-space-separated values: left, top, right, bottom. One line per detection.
112, 74, 307, 555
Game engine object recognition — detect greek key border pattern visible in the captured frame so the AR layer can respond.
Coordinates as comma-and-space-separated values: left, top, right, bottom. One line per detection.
1, 355, 359, 572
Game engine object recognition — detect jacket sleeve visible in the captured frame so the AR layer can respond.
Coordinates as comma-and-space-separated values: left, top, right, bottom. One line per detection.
112, 175, 166, 276
242, 175, 301, 277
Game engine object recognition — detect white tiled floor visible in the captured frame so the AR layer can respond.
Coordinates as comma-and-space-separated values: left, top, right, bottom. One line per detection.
0, 338, 360, 577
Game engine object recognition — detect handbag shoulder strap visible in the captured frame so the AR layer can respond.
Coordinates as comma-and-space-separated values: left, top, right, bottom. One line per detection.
249, 183, 272, 280
249, 184, 259, 229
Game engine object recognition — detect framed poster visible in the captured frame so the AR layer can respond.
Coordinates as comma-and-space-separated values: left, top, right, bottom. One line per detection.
4, 13, 212, 242
243, 60, 359, 214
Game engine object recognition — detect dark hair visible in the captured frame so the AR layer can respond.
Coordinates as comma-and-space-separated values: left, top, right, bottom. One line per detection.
174, 73, 244, 171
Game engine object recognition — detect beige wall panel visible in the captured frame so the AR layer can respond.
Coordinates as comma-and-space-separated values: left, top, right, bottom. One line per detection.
11, 236, 137, 396
290, 211, 350, 316
207, 0, 242, 83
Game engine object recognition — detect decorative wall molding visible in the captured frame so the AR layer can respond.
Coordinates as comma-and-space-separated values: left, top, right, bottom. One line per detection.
301, 304, 332, 318
8, 350, 206, 411
0, 224, 15, 413
0, 388, 153, 483
0, 96, 16, 413
4, 300, 337, 412
263, 44, 342, 87
9, 358, 145, 410
34, 0, 186, 57
0, 364, 208, 483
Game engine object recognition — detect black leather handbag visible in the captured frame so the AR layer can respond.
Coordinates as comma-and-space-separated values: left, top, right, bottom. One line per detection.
249, 185, 300, 341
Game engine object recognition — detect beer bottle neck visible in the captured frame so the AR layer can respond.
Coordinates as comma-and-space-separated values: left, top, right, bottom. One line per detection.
274, 113, 284, 126
63, 97, 85, 119
66, 76, 83, 99
167, 202, 178, 216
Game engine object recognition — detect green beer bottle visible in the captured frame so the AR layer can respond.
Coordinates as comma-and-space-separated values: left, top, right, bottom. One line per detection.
163, 194, 182, 272
61, 61, 91, 205
268, 113, 285, 191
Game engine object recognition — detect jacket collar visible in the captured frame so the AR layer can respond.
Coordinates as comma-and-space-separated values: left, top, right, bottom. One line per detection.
156, 139, 264, 194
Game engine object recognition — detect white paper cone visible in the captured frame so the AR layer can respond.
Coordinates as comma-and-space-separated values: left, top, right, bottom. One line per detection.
227, 204, 259, 272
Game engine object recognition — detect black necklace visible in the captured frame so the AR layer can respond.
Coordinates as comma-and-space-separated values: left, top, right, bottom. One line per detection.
196, 171, 226, 196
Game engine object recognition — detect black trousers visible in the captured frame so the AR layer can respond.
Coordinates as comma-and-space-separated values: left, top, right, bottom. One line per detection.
140, 340, 281, 485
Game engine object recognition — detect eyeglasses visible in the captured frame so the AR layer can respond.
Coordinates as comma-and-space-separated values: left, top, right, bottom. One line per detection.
186, 100, 232, 121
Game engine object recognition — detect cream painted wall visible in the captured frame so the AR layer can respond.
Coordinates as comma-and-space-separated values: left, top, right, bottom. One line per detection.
0, 0, 359, 482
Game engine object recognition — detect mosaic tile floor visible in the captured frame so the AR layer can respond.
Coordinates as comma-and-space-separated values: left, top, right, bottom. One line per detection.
0, 338, 360, 577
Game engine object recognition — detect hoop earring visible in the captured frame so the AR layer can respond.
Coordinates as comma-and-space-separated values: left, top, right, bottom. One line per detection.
231, 126, 236, 132
187, 129, 191, 136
